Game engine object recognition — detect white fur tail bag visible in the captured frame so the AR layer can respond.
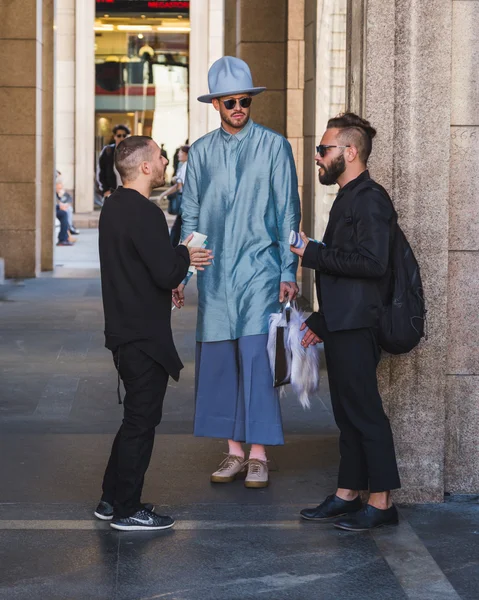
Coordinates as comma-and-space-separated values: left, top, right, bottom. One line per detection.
267, 303, 321, 409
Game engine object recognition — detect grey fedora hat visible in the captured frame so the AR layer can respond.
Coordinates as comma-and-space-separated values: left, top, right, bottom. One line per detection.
198, 56, 266, 103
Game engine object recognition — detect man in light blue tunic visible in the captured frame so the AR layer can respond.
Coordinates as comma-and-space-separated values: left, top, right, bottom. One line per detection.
175, 57, 301, 488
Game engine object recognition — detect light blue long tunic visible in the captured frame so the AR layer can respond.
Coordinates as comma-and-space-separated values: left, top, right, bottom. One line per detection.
181, 119, 301, 342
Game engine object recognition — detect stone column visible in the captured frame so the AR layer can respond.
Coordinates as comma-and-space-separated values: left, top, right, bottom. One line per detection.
207, 0, 225, 132
302, 0, 347, 305
55, 0, 75, 193
354, 0, 452, 502
224, 0, 237, 57
189, 0, 224, 142
236, 0, 287, 135
74, 0, 95, 213
301, 0, 318, 303
41, 0, 55, 271
445, 0, 479, 495
287, 0, 305, 203
0, 0, 44, 277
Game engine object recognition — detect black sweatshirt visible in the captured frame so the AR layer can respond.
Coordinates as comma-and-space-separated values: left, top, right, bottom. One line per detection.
99, 187, 190, 380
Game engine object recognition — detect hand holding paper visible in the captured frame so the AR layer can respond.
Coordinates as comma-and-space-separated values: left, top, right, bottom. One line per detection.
181, 232, 214, 271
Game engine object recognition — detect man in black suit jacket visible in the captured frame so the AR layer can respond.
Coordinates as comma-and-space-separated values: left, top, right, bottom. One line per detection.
291, 113, 400, 532
96, 136, 213, 532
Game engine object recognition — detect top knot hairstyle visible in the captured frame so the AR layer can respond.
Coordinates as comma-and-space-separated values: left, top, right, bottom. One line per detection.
327, 113, 377, 163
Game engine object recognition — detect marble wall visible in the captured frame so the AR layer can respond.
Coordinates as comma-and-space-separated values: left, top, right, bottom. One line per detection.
361, 0, 452, 502
445, 0, 479, 494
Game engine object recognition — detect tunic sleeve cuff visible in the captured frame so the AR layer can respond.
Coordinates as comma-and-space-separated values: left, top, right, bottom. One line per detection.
280, 270, 298, 283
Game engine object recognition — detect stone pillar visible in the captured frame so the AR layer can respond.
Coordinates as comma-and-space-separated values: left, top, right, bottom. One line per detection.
236, 0, 287, 135
0, 0, 44, 278
74, 0, 95, 213
55, 0, 75, 193
301, 0, 347, 305
41, 0, 55, 271
352, 0, 452, 502
301, 0, 318, 304
445, 0, 479, 495
189, 0, 224, 142
287, 0, 305, 203
224, 0, 237, 57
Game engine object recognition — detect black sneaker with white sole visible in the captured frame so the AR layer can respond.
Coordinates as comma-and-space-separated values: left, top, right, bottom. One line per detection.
94, 500, 154, 521
110, 508, 175, 531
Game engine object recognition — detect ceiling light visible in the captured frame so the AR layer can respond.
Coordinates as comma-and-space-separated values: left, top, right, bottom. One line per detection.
94, 24, 114, 31
117, 25, 153, 32
138, 34, 144, 39
157, 26, 190, 33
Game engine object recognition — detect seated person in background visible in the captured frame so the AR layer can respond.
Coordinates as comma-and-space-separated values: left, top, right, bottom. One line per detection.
56, 179, 79, 235
97, 124, 131, 199
56, 203, 72, 247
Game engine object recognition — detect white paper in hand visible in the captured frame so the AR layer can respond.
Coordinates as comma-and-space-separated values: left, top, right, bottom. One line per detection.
187, 232, 208, 275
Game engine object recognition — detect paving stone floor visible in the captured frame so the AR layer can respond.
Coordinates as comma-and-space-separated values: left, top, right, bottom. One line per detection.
0, 230, 477, 599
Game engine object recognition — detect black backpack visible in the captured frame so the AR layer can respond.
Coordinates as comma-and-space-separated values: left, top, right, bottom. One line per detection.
353, 181, 427, 354
379, 223, 426, 354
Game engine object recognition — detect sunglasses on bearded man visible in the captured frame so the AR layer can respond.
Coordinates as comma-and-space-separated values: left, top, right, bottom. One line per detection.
221, 97, 253, 110
316, 144, 350, 157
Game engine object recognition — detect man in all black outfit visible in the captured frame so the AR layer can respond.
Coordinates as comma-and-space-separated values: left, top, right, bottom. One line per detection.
96, 135, 213, 531
291, 113, 400, 532
96, 124, 131, 200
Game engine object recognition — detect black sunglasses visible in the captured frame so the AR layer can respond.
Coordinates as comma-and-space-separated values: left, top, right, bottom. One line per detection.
316, 144, 350, 157
221, 97, 252, 110
115, 133, 128, 139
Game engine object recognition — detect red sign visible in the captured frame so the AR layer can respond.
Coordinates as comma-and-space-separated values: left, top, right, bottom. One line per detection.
96, 0, 189, 12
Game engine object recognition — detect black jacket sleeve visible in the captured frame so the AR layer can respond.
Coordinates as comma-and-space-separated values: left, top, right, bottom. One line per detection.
131, 202, 190, 290
305, 311, 322, 336
302, 189, 393, 279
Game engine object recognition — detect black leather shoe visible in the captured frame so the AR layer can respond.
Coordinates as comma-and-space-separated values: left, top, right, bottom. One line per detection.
334, 504, 399, 531
300, 494, 362, 522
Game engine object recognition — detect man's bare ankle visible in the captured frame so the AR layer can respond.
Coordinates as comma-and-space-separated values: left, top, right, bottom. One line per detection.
368, 492, 392, 510
336, 488, 359, 501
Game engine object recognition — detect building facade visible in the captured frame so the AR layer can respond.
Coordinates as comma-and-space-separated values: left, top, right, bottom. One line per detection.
0, 0, 477, 502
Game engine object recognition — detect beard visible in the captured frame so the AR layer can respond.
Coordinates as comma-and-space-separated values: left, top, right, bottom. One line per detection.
319, 153, 346, 185
221, 109, 249, 130
152, 167, 166, 189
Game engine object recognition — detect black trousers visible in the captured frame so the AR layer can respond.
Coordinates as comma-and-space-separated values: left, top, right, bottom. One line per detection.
317, 315, 401, 493
101, 343, 169, 518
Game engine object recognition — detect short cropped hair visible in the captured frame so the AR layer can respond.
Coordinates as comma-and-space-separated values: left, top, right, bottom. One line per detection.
113, 124, 131, 136
115, 136, 154, 182
327, 113, 377, 163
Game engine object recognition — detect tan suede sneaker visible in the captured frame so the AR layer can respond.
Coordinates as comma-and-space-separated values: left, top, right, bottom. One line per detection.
244, 458, 269, 488
210, 454, 246, 483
